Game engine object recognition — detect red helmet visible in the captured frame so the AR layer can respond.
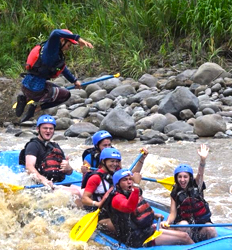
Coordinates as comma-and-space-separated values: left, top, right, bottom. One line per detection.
61, 29, 78, 45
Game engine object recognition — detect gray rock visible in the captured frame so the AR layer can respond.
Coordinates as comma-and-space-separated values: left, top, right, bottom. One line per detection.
56, 108, 71, 118
223, 88, 232, 97
158, 87, 199, 118
110, 84, 136, 97
138, 73, 158, 87
179, 109, 194, 120
64, 122, 98, 137
95, 98, 114, 111
150, 114, 168, 132
202, 108, 215, 115
98, 77, 122, 92
85, 84, 102, 97
56, 117, 75, 130
70, 107, 90, 119
164, 121, 193, 134
100, 107, 136, 140
191, 62, 231, 85
173, 132, 199, 141
221, 97, 232, 106
193, 114, 226, 136
214, 131, 228, 138
89, 89, 107, 102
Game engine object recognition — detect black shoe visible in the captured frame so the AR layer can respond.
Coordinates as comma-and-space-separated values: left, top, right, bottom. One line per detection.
20, 104, 36, 123
16, 94, 27, 117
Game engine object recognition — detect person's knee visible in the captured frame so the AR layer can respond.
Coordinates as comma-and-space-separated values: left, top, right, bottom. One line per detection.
206, 227, 217, 239
181, 231, 194, 244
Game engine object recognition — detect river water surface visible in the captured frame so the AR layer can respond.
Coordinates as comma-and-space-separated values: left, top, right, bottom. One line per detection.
0, 128, 232, 250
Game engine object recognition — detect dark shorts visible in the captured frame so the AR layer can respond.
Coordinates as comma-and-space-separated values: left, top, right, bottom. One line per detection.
22, 81, 69, 103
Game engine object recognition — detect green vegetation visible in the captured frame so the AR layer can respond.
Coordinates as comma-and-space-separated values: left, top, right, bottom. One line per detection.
1, 0, 232, 79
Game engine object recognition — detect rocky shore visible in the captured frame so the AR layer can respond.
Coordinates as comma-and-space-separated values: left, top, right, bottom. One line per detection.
2, 62, 232, 144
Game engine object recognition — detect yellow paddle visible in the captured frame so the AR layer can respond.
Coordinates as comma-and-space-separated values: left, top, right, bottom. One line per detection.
143, 217, 162, 244
12, 73, 120, 109
142, 176, 175, 191
70, 208, 100, 242
0, 181, 81, 193
70, 150, 145, 242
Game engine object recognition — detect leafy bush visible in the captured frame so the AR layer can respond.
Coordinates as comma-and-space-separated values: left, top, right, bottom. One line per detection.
1, 0, 232, 79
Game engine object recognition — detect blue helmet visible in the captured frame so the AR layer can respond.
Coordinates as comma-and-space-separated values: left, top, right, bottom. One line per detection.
113, 169, 133, 187
37, 115, 56, 127
174, 164, 193, 176
92, 130, 112, 147
100, 148, 121, 162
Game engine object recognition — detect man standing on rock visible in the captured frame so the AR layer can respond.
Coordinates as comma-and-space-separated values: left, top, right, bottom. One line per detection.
16, 29, 93, 122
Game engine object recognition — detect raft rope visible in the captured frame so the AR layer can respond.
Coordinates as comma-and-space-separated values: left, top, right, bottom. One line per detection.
95, 231, 232, 249
184, 235, 232, 250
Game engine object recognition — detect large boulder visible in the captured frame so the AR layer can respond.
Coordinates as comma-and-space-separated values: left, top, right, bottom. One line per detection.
193, 114, 226, 137
100, 107, 136, 140
191, 62, 232, 85
158, 87, 199, 118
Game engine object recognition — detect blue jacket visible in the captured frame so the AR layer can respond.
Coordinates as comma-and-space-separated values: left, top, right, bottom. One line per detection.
22, 29, 80, 91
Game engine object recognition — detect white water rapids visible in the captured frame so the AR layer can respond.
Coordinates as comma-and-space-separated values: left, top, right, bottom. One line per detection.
0, 128, 232, 249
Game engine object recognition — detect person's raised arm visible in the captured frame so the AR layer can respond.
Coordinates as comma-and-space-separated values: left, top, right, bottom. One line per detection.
132, 147, 148, 173
195, 144, 209, 189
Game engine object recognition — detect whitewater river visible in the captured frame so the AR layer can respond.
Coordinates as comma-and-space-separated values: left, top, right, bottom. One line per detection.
0, 128, 232, 250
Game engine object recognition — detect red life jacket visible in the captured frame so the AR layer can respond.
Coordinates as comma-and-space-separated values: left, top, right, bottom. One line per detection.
25, 42, 65, 79
105, 190, 155, 248
175, 187, 211, 224
19, 138, 65, 182
133, 196, 155, 228
39, 142, 65, 182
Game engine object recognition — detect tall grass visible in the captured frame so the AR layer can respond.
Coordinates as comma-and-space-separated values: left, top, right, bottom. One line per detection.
1, 0, 232, 79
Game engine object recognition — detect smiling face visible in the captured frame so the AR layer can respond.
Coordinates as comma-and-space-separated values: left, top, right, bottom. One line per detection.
119, 175, 133, 192
103, 158, 120, 173
177, 172, 190, 189
37, 123, 55, 141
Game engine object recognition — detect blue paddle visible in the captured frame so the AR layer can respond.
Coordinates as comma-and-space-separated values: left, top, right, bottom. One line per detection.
0, 180, 82, 192
66, 73, 120, 89
170, 223, 232, 228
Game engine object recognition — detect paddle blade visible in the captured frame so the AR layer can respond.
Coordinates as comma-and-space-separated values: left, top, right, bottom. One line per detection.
157, 176, 175, 191
114, 73, 120, 78
70, 208, 100, 242
143, 231, 163, 244
0, 183, 24, 192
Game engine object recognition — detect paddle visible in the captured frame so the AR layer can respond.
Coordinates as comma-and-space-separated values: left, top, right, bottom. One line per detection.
66, 73, 120, 90
143, 217, 162, 244
169, 223, 232, 228
69, 151, 144, 242
0, 180, 81, 193
142, 176, 175, 191
12, 73, 120, 108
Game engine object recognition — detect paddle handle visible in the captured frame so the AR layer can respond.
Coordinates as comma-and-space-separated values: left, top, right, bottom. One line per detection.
24, 180, 81, 189
129, 151, 144, 171
156, 217, 161, 231
170, 223, 232, 228
66, 73, 119, 90
142, 177, 158, 182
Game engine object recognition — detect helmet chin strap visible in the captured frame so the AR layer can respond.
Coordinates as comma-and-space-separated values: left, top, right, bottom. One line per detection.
102, 160, 114, 175
61, 39, 68, 50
